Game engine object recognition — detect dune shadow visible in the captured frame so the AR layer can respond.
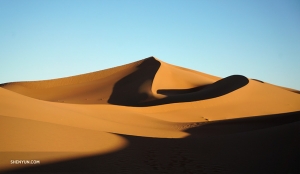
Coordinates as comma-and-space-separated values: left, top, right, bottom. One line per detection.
292, 90, 300, 94
107, 57, 161, 106
107, 56, 249, 107
108, 65, 249, 106
157, 85, 209, 95
102, 55, 250, 107
251, 79, 264, 83
140, 75, 249, 106
185, 110, 300, 137
2, 111, 299, 174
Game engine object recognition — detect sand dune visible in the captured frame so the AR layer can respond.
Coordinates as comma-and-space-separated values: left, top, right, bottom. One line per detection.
1, 56, 299, 173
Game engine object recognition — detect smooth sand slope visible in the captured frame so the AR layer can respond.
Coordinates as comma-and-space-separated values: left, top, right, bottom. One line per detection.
0, 57, 299, 173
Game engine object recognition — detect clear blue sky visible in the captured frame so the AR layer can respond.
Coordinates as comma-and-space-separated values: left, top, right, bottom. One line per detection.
1, 0, 299, 89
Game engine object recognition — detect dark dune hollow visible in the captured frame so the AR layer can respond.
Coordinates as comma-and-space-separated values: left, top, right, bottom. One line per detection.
2, 111, 299, 174
157, 85, 210, 95
109, 72, 249, 106
108, 57, 161, 106
140, 75, 249, 106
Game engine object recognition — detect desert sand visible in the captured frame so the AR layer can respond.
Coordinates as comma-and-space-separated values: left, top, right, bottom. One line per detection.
0, 56, 299, 173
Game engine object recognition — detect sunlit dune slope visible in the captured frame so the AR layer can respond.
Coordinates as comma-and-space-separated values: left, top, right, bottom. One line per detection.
0, 115, 128, 170
0, 87, 191, 138
0, 58, 143, 104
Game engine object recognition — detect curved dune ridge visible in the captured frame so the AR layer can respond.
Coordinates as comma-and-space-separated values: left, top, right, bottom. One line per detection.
1, 56, 300, 173
0, 57, 222, 105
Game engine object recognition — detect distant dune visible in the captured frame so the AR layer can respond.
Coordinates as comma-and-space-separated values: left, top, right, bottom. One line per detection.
1, 57, 299, 173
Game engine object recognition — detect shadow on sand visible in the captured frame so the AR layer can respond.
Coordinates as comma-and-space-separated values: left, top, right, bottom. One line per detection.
2, 111, 299, 174
251, 79, 264, 83
142, 75, 249, 106
108, 57, 249, 106
107, 57, 161, 106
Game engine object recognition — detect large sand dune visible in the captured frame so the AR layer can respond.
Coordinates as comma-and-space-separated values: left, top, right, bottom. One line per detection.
0, 57, 299, 173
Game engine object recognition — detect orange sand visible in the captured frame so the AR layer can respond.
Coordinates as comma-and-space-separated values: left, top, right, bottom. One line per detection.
1, 57, 299, 173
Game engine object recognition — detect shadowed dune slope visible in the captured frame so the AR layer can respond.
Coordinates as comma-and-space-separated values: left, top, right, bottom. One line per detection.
2, 111, 299, 174
107, 58, 161, 105
1, 56, 300, 173
140, 75, 249, 106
